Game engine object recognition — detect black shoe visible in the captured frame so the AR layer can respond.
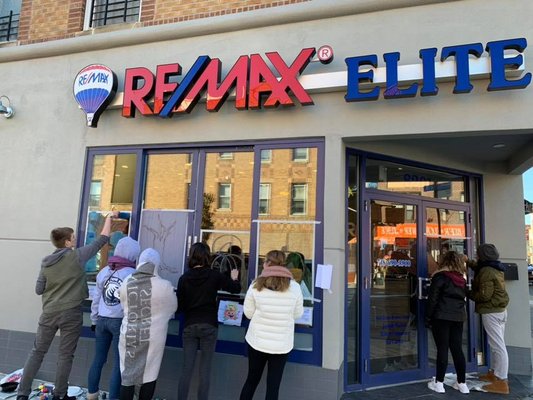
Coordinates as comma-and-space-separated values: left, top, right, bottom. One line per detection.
52, 395, 77, 400
16, 396, 28, 400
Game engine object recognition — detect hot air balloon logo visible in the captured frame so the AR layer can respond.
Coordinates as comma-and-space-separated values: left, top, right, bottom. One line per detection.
73, 64, 117, 127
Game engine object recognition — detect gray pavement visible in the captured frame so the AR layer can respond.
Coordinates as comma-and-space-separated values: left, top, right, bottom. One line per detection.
341, 374, 533, 399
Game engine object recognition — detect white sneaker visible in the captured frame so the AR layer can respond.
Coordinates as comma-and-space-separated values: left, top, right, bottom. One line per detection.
453, 382, 470, 394
428, 379, 445, 393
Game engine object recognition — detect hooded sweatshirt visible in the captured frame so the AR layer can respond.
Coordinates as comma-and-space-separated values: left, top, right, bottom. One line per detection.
90, 236, 140, 324
426, 270, 467, 322
118, 248, 177, 385
469, 259, 509, 314
177, 266, 241, 328
37, 234, 109, 314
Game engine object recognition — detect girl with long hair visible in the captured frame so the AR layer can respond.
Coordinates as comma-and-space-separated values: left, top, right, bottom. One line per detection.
426, 250, 469, 394
239, 250, 304, 400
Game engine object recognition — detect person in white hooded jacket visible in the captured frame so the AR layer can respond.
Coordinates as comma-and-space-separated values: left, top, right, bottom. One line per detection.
118, 248, 177, 400
239, 250, 303, 400
88, 236, 140, 400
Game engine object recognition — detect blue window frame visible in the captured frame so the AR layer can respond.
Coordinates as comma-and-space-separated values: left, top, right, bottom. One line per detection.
79, 139, 325, 366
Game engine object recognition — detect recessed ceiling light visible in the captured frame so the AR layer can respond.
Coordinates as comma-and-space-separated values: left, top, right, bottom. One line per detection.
492, 143, 506, 149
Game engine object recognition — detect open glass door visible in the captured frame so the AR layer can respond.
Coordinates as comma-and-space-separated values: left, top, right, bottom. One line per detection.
366, 198, 421, 380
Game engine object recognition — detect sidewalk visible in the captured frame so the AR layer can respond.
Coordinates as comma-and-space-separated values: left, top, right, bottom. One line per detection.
341, 374, 533, 399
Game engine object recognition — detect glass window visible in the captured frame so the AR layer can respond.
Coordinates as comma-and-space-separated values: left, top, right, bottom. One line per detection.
219, 152, 234, 160
86, 0, 140, 29
260, 149, 272, 163
144, 153, 192, 209
293, 147, 309, 162
201, 151, 254, 295
365, 158, 466, 202
89, 181, 102, 208
83, 153, 136, 281
259, 184, 270, 215
291, 184, 307, 215
218, 183, 231, 209
0, 0, 20, 42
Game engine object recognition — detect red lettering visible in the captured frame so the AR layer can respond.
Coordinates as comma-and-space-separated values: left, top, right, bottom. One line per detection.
153, 64, 181, 114
122, 67, 155, 117
265, 48, 315, 106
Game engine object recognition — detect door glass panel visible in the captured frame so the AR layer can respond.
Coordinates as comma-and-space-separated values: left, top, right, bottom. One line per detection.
144, 153, 192, 209
370, 200, 418, 373
84, 154, 136, 280
346, 153, 359, 384
200, 151, 254, 294
425, 207, 470, 369
365, 159, 466, 202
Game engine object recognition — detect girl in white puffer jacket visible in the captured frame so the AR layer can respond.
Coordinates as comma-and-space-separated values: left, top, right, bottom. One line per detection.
240, 250, 304, 400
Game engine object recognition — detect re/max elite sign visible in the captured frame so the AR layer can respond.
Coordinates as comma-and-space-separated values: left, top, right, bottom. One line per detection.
74, 38, 532, 126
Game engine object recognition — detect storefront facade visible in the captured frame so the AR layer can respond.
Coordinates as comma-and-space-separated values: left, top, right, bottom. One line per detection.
1, 1, 532, 398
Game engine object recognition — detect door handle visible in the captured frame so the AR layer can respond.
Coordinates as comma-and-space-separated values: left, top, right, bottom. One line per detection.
418, 277, 431, 300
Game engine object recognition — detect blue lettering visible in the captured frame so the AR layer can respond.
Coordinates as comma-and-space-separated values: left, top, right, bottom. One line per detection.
486, 38, 532, 91
419, 47, 438, 96
441, 43, 483, 94
345, 55, 380, 102
383, 52, 418, 99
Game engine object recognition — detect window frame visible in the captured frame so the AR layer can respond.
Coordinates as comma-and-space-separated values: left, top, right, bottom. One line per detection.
258, 183, 271, 215
78, 139, 325, 367
217, 183, 232, 210
290, 183, 308, 215
292, 147, 309, 162
83, 0, 141, 30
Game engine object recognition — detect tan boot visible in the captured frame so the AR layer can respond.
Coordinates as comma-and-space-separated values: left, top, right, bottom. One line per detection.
478, 369, 497, 382
87, 392, 99, 400
483, 378, 510, 394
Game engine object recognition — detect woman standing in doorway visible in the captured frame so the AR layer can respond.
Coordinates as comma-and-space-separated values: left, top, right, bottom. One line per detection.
239, 250, 304, 400
177, 242, 241, 400
426, 251, 469, 394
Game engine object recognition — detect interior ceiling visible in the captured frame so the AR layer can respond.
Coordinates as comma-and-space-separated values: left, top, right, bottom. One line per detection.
345, 131, 533, 174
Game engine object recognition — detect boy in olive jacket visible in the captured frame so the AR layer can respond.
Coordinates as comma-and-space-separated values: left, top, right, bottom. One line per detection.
468, 243, 510, 395
17, 215, 112, 400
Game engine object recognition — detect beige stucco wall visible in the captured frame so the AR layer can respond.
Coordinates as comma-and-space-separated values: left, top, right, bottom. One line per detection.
0, 0, 532, 371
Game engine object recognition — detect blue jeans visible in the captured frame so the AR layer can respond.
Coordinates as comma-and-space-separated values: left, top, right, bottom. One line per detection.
178, 323, 218, 400
88, 317, 122, 400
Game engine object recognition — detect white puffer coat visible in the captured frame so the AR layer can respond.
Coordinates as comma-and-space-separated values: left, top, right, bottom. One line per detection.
243, 280, 304, 354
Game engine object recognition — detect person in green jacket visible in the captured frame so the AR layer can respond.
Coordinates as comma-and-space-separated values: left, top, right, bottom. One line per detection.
16, 215, 112, 400
468, 243, 510, 395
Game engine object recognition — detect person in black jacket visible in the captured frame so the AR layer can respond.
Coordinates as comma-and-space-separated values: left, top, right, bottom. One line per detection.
426, 251, 470, 394
176, 242, 241, 400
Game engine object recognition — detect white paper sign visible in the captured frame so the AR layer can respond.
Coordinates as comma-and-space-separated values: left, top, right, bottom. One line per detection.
315, 264, 333, 293
295, 306, 313, 326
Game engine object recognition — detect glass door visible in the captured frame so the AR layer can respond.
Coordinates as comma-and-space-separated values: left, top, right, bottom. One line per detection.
423, 203, 476, 373
365, 198, 421, 383
361, 195, 475, 386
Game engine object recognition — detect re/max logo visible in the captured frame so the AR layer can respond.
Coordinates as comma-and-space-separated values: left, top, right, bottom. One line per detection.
122, 48, 320, 118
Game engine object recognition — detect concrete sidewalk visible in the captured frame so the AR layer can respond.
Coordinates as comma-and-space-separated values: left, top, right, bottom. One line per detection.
341, 374, 533, 399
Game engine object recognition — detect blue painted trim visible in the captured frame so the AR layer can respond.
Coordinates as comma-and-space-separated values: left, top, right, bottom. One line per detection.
78, 138, 325, 367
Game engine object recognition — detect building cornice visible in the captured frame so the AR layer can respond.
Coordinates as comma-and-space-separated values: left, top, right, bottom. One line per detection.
0, 0, 456, 63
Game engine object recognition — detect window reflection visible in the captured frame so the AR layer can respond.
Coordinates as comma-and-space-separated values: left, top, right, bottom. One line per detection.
365, 159, 466, 202
144, 153, 192, 209
85, 154, 136, 280
201, 152, 254, 293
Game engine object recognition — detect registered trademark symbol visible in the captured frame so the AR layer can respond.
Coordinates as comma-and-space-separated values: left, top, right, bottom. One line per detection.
317, 45, 334, 64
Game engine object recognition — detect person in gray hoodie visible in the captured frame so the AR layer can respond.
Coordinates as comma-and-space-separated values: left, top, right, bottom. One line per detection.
87, 236, 140, 400
16, 215, 112, 400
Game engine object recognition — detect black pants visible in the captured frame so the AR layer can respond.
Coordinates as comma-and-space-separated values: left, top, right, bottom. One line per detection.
120, 381, 156, 400
239, 345, 289, 400
431, 319, 466, 383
